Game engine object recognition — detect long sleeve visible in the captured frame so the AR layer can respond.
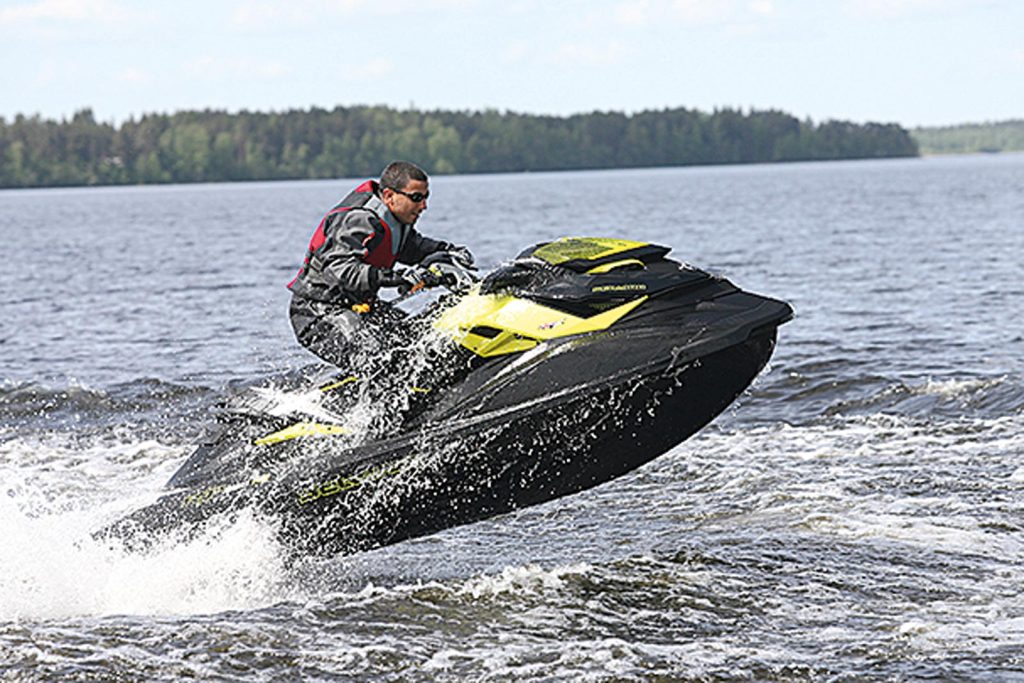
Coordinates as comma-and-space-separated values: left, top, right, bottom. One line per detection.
396, 228, 449, 266
316, 211, 381, 296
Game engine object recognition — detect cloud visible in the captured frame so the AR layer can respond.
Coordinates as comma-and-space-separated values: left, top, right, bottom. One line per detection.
230, 1, 359, 29
339, 57, 394, 81
842, 0, 947, 18
229, 3, 283, 28
117, 66, 150, 84
184, 56, 289, 81
502, 41, 529, 64
607, 0, 772, 28
613, 0, 651, 26
670, 0, 736, 24
0, 0, 134, 25
230, 0, 476, 29
552, 40, 627, 67
35, 59, 62, 85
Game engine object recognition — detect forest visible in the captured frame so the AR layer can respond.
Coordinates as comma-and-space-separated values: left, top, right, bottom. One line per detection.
912, 120, 1024, 155
0, 105, 919, 188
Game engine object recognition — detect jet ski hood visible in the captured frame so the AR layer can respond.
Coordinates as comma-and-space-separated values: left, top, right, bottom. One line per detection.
435, 236, 788, 358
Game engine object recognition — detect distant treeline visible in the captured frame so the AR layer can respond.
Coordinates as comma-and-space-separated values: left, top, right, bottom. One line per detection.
0, 105, 918, 188
912, 120, 1024, 155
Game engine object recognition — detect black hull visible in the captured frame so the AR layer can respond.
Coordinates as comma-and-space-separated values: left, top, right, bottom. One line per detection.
100, 329, 778, 557
268, 329, 778, 557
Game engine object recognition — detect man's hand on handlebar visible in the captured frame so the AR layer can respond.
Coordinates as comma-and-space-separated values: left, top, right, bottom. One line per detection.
447, 245, 475, 269
378, 266, 441, 294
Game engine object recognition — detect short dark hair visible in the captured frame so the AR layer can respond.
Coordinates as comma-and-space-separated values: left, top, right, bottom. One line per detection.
380, 160, 428, 191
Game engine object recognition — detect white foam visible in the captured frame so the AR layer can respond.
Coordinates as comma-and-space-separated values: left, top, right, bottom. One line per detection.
916, 376, 1006, 398
315, 561, 591, 607
681, 413, 1024, 556
0, 434, 295, 620
666, 412, 1024, 661
897, 608, 1024, 653
0, 495, 291, 620
421, 631, 812, 679
803, 510, 1022, 557
0, 436, 183, 516
458, 562, 589, 599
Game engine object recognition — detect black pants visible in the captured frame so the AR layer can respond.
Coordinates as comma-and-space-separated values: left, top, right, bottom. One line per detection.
288, 295, 406, 367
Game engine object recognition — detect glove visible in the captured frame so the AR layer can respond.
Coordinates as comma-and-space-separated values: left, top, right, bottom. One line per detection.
378, 266, 441, 294
375, 269, 406, 288
405, 265, 442, 291
446, 245, 475, 269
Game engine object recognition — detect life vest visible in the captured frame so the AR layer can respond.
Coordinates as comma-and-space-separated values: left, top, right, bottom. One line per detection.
288, 180, 409, 295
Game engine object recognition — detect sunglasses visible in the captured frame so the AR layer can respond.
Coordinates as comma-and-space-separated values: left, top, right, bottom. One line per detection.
391, 188, 429, 203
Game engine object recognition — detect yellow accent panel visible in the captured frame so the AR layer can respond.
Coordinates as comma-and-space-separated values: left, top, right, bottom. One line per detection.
533, 237, 649, 265
319, 376, 360, 392
459, 330, 539, 358
435, 291, 648, 358
254, 421, 348, 446
559, 296, 647, 336
587, 258, 645, 274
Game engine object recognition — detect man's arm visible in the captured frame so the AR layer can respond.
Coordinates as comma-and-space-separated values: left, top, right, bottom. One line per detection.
396, 228, 449, 266
317, 212, 384, 296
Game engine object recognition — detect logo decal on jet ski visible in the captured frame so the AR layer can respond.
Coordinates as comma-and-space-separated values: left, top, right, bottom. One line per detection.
182, 484, 227, 508
538, 318, 566, 331
592, 283, 647, 293
296, 463, 403, 505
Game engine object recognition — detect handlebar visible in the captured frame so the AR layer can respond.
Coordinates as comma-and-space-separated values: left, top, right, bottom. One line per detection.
390, 250, 480, 303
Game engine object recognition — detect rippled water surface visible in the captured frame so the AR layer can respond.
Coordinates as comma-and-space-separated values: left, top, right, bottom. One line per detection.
2, 154, 1023, 681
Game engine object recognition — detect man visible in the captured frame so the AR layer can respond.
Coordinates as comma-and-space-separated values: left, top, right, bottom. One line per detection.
288, 160, 473, 365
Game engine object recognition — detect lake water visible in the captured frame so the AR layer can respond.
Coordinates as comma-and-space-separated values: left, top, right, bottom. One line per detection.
2, 154, 1023, 680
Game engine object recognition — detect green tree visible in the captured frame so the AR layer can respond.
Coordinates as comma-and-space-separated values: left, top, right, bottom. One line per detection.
0, 104, 921, 188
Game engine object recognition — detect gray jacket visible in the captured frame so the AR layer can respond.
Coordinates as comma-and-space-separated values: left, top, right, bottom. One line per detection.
288, 181, 448, 304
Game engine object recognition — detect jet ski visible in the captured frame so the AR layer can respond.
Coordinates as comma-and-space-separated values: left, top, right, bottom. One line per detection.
99, 237, 793, 557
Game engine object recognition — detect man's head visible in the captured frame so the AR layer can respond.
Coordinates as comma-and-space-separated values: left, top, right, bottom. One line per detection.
380, 161, 429, 226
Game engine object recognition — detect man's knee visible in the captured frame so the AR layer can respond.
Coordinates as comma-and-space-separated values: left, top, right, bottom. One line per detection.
292, 306, 364, 365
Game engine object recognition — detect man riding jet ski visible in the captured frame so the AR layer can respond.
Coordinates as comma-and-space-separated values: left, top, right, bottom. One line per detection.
99, 237, 793, 558
288, 159, 474, 366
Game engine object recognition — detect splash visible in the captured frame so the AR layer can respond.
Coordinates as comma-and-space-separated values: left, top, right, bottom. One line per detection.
458, 562, 590, 599
222, 316, 459, 444
0, 434, 295, 621
0, 501, 290, 620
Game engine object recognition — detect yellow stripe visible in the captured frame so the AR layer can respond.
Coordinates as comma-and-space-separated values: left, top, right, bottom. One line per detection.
586, 258, 645, 273
254, 421, 349, 446
319, 376, 360, 392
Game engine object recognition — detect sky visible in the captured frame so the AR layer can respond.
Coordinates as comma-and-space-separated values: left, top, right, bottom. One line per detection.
1, 0, 1021, 129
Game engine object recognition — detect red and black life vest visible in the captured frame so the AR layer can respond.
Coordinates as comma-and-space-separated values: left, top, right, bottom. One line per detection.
288, 180, 408, 300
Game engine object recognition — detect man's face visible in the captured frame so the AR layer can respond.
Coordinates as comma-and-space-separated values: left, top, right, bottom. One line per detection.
382, 179, 429, 225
